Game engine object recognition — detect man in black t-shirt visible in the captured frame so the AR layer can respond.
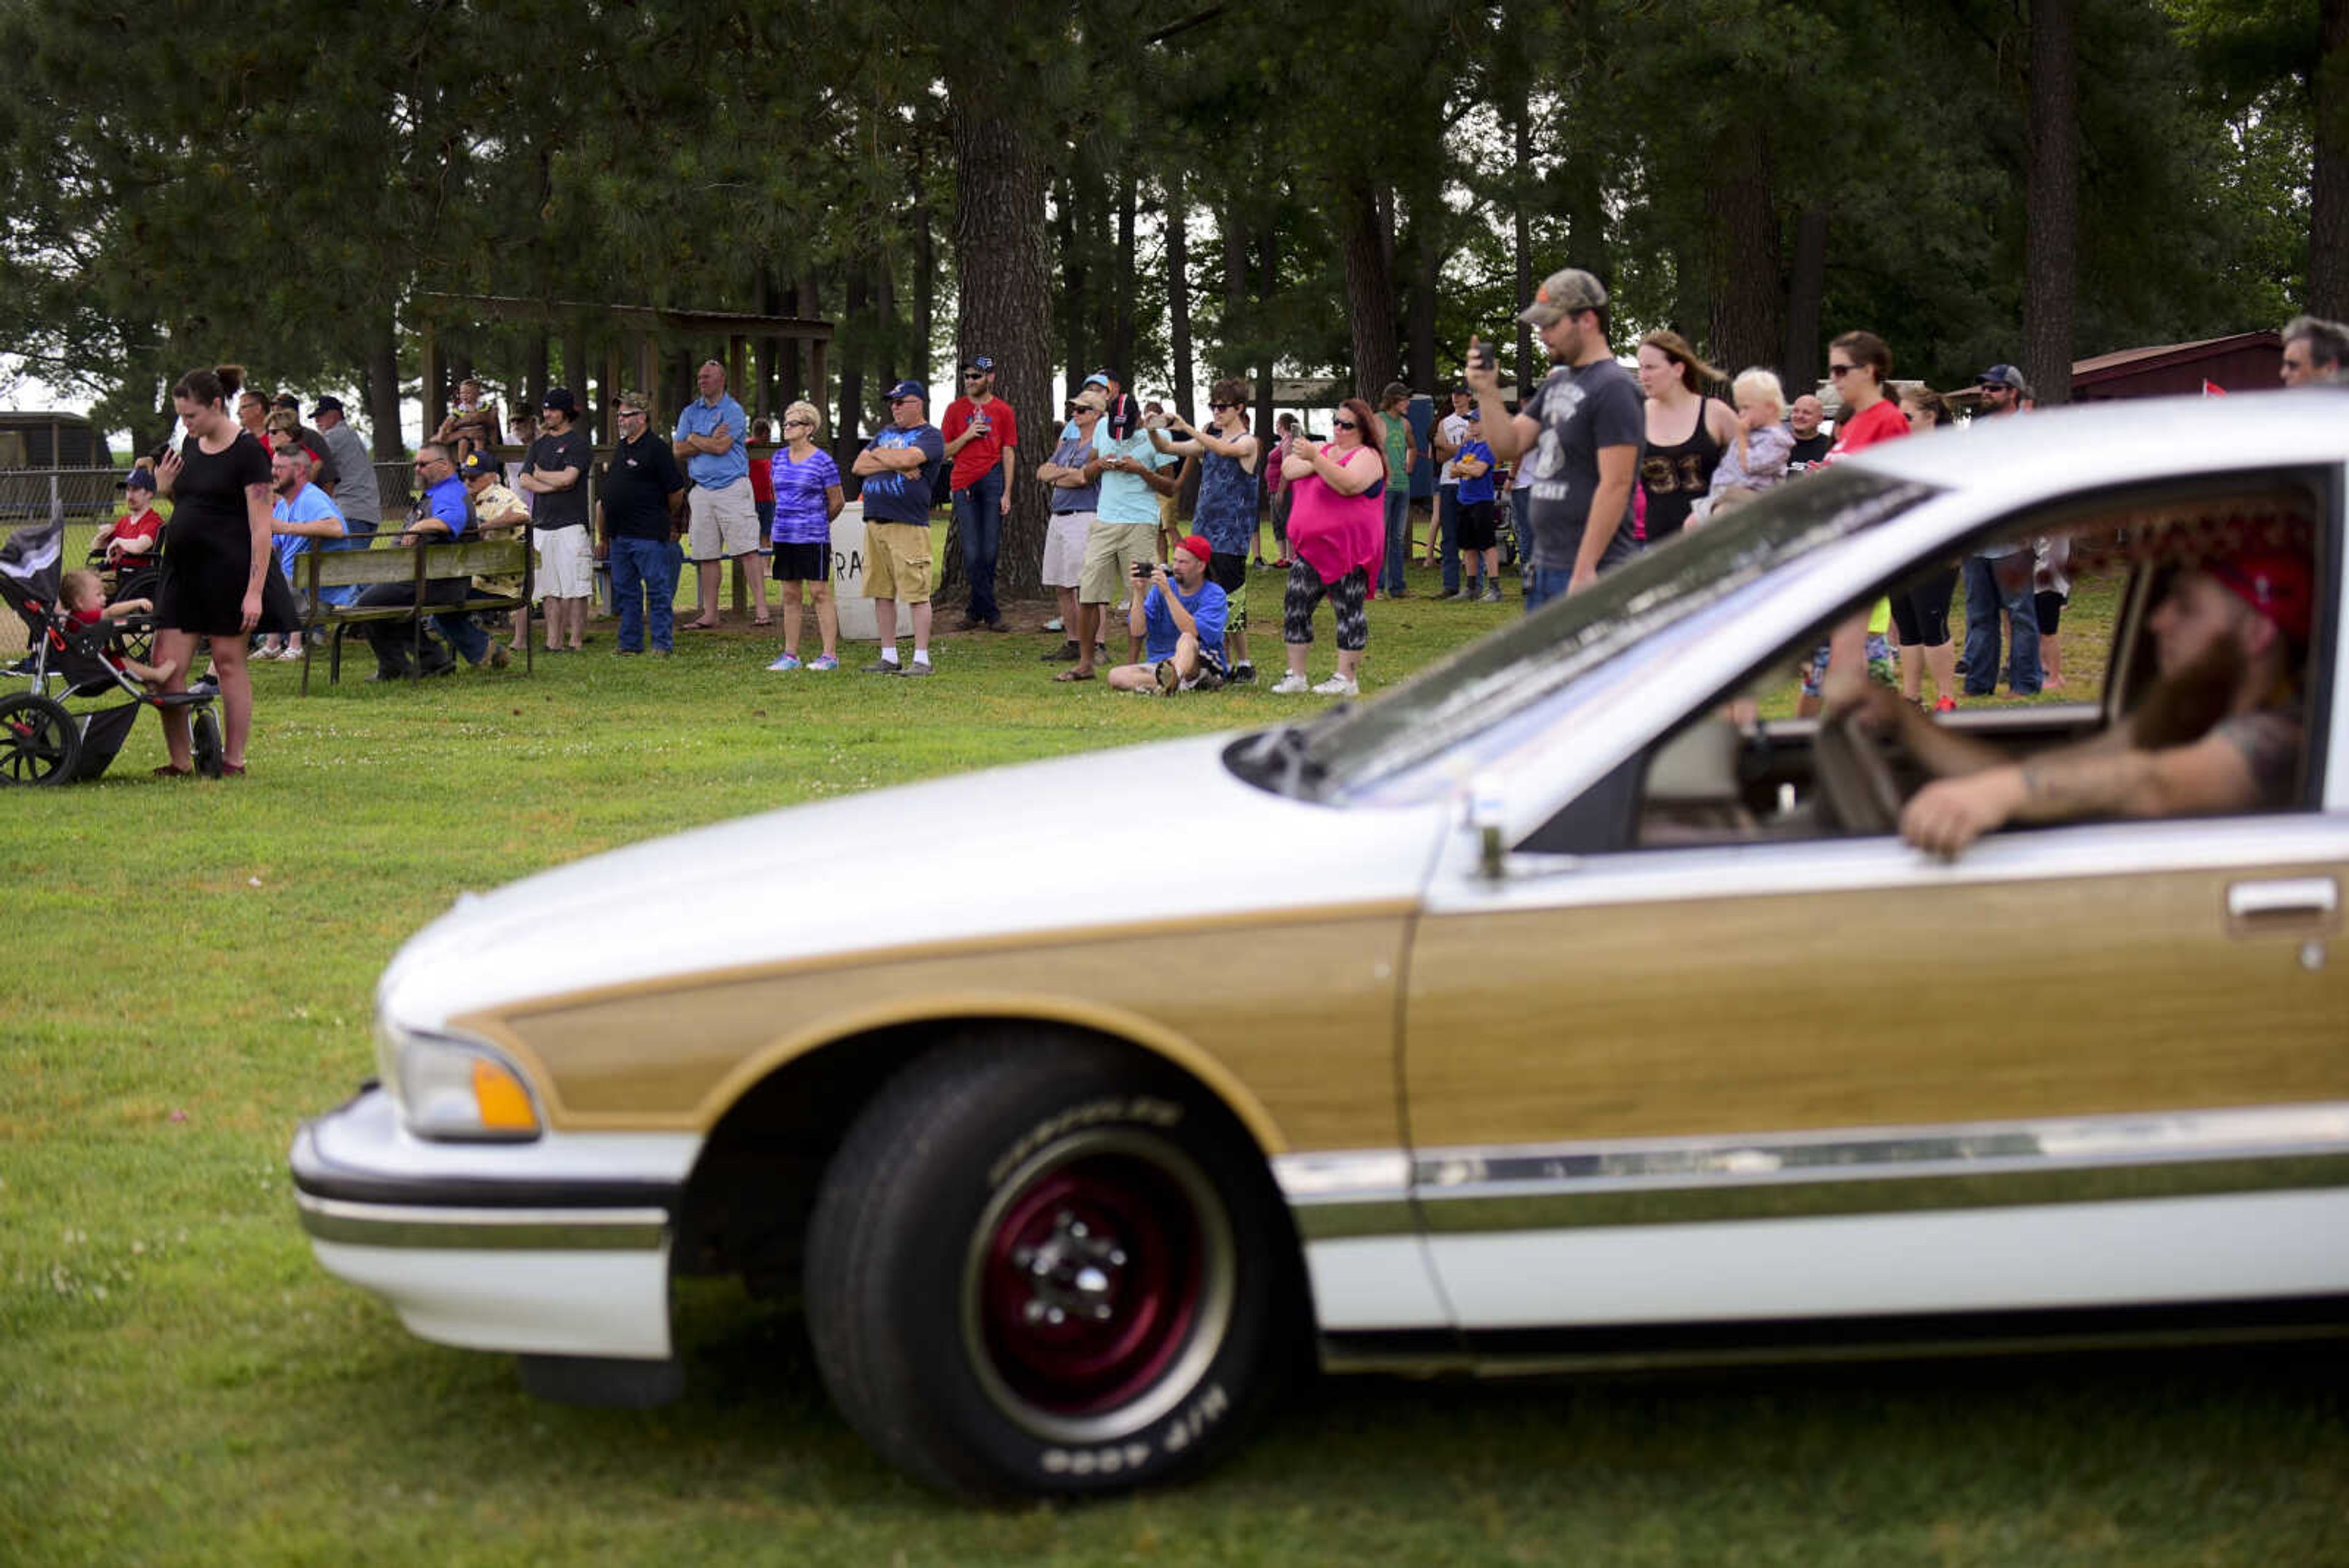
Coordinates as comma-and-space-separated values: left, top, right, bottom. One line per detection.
1786, 394, 1834, 470
1468, 266, 1641, 613
596, 390, 688, 655
519, 387, 595, 654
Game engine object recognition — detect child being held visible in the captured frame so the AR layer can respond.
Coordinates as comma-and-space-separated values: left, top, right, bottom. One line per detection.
59, 568, 178, 687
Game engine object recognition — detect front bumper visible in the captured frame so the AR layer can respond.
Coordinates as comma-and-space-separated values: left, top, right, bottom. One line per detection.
289, 1083, 685, 1360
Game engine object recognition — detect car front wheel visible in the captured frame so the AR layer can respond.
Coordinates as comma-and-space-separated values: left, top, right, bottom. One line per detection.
803, 1035, 1296, 1497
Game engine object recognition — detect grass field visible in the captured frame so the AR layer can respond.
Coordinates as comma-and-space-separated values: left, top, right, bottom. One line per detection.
4, 532, 2344, 1566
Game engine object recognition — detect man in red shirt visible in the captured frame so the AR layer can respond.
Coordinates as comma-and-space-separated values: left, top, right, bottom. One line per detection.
95, 467, 165, 578
940, 354, 1018, 631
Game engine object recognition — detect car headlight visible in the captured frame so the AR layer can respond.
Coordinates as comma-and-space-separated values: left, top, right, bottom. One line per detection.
376, 1017, 541, 1142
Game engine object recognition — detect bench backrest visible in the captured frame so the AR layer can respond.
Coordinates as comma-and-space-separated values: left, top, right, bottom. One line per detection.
303, 535, 530, 593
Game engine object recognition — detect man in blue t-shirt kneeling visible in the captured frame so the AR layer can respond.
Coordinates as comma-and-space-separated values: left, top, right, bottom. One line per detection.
1107, 533, 1229, 695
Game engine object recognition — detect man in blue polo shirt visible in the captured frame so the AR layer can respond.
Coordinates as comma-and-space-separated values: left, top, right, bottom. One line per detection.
851, 379, 948, 675
357, 442, 499, 679
675, 359, 768, 630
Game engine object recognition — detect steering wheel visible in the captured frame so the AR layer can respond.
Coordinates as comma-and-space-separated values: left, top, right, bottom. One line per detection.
1813, 707, 1906, 834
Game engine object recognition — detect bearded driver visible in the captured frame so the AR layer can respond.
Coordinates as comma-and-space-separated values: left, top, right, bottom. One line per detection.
1831, 551, 2311, 857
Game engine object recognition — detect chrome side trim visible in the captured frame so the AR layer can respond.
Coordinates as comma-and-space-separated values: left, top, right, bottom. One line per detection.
295, 1192, 668, 1252
1278, 1103, 2349, 1238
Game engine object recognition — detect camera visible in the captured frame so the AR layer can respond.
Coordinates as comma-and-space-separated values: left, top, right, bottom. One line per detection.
1130, 560, 1156, 581
1471, 340, 1496, 371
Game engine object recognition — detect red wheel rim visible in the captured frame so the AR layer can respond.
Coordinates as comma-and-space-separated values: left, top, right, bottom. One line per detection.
976, 1151, 1205, 1419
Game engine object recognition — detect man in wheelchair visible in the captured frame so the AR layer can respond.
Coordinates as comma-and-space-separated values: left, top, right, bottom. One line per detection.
1828, 550, 2311, 858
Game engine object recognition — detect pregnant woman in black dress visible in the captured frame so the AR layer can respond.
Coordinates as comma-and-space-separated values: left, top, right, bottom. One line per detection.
151, 365, 274, 776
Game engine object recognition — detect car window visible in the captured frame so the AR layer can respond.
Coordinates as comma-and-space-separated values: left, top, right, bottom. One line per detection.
1623, 479, 2328, 851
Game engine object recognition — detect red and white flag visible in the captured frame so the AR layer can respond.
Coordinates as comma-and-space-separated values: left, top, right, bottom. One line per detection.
2202, 379, 2228, 398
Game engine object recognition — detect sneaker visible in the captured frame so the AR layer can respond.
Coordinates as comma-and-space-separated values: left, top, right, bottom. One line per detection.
1229, 662, 1256, 685
276, 644, 306, 662
486, 641, 511, 670
1312, 674, 1360, 696
1039, 640, 1080, 663
1043, 617, 1064, 633
1934, 695, 1958, 713
809, 654, 839, 671
982, 619, 1012, 633
1154, 658, 1179, 694
901, 658, 933, 677
953, 615, 984, 631
766, 653, 802, 672
1479, 586, 1502, 603
1434, 587, 1461, 600
1269, 672, 1311, 695
860, 656, 902, 675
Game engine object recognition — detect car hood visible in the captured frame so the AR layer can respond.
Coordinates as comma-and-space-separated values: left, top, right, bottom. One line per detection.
380, 731, 1450, 1030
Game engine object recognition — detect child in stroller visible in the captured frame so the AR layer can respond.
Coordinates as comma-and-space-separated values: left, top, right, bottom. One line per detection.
0, 515, 225, 784
60, 569, 177, 686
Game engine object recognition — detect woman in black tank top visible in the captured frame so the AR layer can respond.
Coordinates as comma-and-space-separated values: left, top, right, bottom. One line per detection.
1635, 330, 1740, 546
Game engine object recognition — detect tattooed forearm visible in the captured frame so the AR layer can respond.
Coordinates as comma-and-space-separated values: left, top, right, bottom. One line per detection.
2014, 752, 2161, 822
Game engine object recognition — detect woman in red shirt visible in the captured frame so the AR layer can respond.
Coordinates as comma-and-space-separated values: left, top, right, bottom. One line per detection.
1825, 330, 1907, 458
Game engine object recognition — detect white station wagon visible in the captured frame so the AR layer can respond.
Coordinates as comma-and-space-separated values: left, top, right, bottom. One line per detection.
293, 392, 2348, 1496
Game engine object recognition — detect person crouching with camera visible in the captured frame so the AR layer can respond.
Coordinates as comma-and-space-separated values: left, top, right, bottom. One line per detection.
1105, 533, 1230, 696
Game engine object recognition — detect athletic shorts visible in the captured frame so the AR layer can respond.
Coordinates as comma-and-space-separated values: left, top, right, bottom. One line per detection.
1208, 551, 1249, 630
687, 477, 761, 560
1042, 510, 1091, 589
533, 524, 595, 601
770, 541, 829, 583
1080, 521, 1158, 605
861, 520, 932, 603
1456, 499, 1497, 552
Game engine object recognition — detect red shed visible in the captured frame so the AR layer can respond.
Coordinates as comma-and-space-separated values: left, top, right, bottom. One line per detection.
2071, 332, 2284, 401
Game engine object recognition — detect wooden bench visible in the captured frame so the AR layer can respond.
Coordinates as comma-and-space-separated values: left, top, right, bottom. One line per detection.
297, 535, 535, 693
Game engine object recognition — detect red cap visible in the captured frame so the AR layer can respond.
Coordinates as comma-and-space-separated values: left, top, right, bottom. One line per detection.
1177, 533, 1215, 566
2206, 552, 2314, 643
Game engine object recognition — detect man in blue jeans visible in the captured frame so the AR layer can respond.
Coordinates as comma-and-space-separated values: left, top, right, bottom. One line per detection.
358, 442, 503, 678
1961, 364, 2040, 696
596, 391, 689, 655
1376, 382, 1416, 596
941, 354, 1019, 631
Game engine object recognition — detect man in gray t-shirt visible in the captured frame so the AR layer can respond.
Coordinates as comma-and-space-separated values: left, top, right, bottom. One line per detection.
310, 397, 380, 534
1466, 266, 1641, 614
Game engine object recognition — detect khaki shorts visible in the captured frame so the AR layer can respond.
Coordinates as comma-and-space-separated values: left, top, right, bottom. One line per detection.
1080, 521, 1159, 606
1042, 510, 1091, 589
862, 520, 932, 604
687, 477, 761, 560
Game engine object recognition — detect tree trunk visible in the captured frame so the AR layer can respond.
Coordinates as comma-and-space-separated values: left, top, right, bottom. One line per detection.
1514, 92, 1536, 392
1166, 181, 1194, 417
1408, 195, 1439, 393
2024, 0, 2079, 406
2312, 0, 2349, 318
836, 263, 868, 466
1341, 180, 1401, 400
1059, 171, 1090, 382
1781, 206, 1828, 399
1254, 225, 1278, 455
365, 310, 403, 458
948, 78, 1052, 601
1704, 125, 1783, 385
1220, 199, 1249, 378
1112, 171, 1138, 380
526, 331, 549, 414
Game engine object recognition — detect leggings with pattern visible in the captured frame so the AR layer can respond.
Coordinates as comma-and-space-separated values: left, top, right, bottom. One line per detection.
1283, 560, 1368, 650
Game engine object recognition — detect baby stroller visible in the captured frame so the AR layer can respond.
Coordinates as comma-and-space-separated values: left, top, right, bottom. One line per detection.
0, 512, 223, 784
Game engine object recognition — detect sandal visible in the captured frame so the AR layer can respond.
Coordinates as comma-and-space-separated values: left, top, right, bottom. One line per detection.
220, 762, 247, 778
1052, 668, 1095, 682
750, 618, 773, 628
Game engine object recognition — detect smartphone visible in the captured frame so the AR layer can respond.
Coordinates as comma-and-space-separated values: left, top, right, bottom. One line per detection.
1471, 341, 1496, 371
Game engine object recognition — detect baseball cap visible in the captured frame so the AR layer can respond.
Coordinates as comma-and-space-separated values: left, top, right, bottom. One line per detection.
1463, 404, 1482, 420
1089, 368, 1118, 385
1073, 389, 1108, 414
310, 395, 344, 418
1978, 364, 2032, 395
541, 387, 579, 415
962, 355, 995, 373
1176, 533, 1214, 565
459, 450, 500, 481
1518, 267, 1608, 327
122, 467, 155, 492
885, 379, 926, 403
2205, 551, 2314, 644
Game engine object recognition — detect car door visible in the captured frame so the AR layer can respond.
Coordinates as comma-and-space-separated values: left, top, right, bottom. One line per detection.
1399, 486, 2349, 1345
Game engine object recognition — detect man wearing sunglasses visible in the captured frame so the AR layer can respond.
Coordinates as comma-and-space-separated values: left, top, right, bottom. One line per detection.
852, 381, 948, 675
941, 354, 1019, 632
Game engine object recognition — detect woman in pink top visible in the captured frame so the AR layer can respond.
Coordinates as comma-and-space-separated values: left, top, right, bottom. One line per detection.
1272, 397, 1386, 697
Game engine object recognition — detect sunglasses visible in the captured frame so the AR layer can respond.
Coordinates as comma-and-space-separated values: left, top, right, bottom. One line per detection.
962, 371, 987, 380
1827, 364, 1857, 377
1331, 418, 1358, 431
784, 417, 813, 428
1208, 402, 1236, 411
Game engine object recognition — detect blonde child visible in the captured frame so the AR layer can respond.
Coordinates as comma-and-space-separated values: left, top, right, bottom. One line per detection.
59, 568, 178, 686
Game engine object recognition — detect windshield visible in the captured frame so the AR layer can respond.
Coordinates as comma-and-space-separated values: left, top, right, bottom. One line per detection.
1225, 468, 1938, 801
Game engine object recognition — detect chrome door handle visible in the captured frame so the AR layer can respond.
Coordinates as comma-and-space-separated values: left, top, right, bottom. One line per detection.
2226, 877, 2339, 920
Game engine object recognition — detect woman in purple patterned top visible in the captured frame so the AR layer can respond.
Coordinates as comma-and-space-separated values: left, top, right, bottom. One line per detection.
765, 400, 845, 671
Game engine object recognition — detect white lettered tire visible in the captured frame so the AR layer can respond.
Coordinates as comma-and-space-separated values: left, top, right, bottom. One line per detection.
803, 1035, 1299, 1496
